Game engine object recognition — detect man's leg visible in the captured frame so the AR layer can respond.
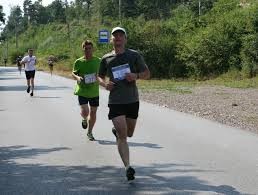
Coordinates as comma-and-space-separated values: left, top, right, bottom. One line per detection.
80, 104, 89, 122
126, 118, 137, 137
112, 115, 130, 167
113, 116, 136, 181
30, 78, 34, 96
88, 106, 97, 134
26, 78, 30, 93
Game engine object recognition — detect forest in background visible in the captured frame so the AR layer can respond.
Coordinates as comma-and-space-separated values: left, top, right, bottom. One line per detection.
0, 0, 258, 79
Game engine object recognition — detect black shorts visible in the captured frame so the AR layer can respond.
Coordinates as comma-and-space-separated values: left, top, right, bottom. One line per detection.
25, 70, 35, 80
108, 102, 139, 120
78, 96, 99, 107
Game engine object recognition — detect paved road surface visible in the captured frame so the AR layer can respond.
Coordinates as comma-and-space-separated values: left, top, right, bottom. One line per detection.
1, 67, 258, 195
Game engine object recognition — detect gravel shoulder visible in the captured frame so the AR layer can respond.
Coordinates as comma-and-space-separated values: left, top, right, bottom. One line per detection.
139, 86, 258, 134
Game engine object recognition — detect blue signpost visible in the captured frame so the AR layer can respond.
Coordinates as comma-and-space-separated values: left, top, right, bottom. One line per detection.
99, 30, 109, 43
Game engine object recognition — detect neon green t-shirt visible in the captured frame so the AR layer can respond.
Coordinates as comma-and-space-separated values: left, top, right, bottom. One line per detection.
73, 56, 101, 98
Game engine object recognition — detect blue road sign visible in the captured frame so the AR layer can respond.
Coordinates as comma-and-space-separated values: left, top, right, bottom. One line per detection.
99, 30, 109, 43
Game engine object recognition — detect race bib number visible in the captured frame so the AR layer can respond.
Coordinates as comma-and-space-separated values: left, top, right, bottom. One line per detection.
112, 64, 131, 80
84, 73, 96, 84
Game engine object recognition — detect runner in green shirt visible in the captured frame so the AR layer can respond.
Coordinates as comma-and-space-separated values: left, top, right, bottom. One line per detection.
72, 40, 101, 141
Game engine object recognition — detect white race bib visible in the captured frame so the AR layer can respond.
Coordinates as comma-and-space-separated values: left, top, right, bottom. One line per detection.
112, 64, 131, 80
84, 73, 96, 84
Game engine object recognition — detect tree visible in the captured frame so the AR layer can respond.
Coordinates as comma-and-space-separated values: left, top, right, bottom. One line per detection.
0, 5, 5, 25
47, 0, 66, 23
4, 6, 23, 48
98, 0, 117, 20
71, 0, 93, 20
0, 5, 6, 43
122, 0, 138, 18
4, 6, 22, 35
186, 0, 218, 16
84, 0, 93, 18
33, 0, 50, 24
23, 0, 33, 26
136, 0, 174, 19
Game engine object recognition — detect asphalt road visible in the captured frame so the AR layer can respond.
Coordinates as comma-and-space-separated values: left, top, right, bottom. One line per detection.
1, 67, 258, 195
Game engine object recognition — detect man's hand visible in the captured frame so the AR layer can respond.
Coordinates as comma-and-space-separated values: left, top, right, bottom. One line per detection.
97, 76, 115, 91
77, 76, 84, 84
125, 73, 137, 82
105, 81, 115, 91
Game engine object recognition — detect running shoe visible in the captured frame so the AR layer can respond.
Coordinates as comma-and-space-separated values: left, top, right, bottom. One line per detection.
30, 92, 33, 96
126, 166, 135, 181
87, 132, 95, 141
82, 119, 88, 129
112, 127, 117, 138
26, 86, 30, 93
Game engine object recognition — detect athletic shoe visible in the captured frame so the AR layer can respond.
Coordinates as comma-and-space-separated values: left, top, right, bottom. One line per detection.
82, 119, 88, 129
126, 166, 135, 181
87, 132, 95, 141
30, 92, 33, 96
26, 86, 30, 93
112, 127, 117, 138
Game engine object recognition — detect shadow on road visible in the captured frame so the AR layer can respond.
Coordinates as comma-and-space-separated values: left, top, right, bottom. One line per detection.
0, 68, 71, 92
0, 77, 23, 80
97, 139, 163, 149
0, 145, 242, 195
0, 85, 70, 92
0, 67, 20, 72
32, 96, 61, 99
0, 68, 23, 80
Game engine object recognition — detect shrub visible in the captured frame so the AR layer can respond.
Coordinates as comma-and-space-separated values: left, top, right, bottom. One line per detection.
241, 34, 258, 78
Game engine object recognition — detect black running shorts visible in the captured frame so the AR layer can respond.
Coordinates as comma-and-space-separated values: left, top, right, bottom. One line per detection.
78, 96, 99, 107
25, 70, 35, 80
108, 102, 139, 120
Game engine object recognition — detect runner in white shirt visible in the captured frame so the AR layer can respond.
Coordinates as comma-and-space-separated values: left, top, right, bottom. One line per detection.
21, 49, 37, 97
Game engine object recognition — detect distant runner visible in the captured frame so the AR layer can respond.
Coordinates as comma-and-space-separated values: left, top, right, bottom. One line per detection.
48, 56, 54, 75
16, 56, 22, 75
4, 58, 7, 66
21, 49, 37, 97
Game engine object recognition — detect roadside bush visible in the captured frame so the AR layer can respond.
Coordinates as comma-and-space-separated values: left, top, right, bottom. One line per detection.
178, 5, 247, 78
241, 34, 258, 78
124, 19, 186, 78
9, 50, 26, 64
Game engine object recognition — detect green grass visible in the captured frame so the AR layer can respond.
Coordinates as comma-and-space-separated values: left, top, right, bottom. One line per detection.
204, 76, 258, 88
138, 75, 258, 94
138, 79, 196, 94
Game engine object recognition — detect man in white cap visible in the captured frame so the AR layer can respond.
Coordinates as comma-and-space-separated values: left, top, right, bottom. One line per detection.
98, 26, 150, 181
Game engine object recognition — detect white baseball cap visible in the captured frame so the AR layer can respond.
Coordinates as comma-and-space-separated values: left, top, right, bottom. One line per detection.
111, 27, 127, 36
